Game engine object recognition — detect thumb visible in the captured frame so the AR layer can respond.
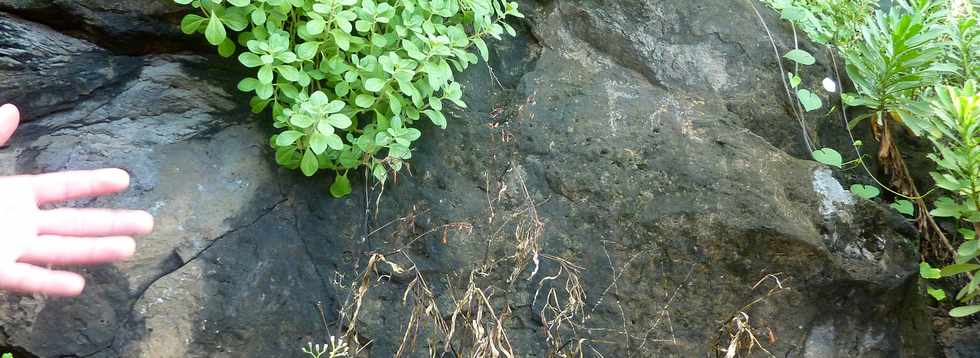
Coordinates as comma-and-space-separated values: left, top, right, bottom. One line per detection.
0, 104, 21, 146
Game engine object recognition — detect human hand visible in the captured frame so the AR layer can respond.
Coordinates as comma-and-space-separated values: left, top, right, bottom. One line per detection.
0, 104, 154, 296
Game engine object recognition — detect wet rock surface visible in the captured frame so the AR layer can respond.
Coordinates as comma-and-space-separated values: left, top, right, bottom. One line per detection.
0, 0, 961, 357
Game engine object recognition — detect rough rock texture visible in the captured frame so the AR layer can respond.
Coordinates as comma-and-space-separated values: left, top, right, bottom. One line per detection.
0, 14, 142, 121
0, 0, 957, 357
0, 0, 190, 54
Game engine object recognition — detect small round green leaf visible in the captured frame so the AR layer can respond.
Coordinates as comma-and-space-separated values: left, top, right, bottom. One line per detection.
296, 42, 320, 60
787, 72, 801, 89
218, 38, 236, 57
251, 7, 267, 25
850, 184, 880, 200
309, 132, 330, 154
355, 94, 377, 108
797, 89, 823, 112
180, 14, 207, 34
239, 53, 263, 68
326, 113, 352, 129
256, 82, 274, 100
258, 65, 274, 84
277, 65, 301, 82
301, 150, 319, 177
290, 114, 315, 128
920, 262, 941, 279
423, 109, 446, 128
364, 78, 387, 92
325, 100, 345, 114
811, 148, 844, 168
330, 173, 353, 198
309, 91, 329, 106
307, 18, 326, 35
958, 240, 980, 258
276, 130, 304, 146
890, 200, 914, 216
237, 78, 258, 92
205, 14, 227, 46
325, 133, 344, 150
784, 49, 816, 65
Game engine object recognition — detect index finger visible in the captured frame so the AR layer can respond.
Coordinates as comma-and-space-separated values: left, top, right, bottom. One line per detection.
26, 168, 132, 205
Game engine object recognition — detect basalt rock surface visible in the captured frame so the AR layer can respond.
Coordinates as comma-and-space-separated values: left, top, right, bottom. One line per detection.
0, 1, 957, 357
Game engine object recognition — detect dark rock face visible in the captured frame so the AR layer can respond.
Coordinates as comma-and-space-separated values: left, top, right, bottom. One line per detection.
0, 1, 952, 357
0, 0, 191, 54
0, 14, 142, 121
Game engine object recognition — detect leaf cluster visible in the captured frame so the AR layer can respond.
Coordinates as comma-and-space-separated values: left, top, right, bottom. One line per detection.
842, 0, 980, 317
766, 0, 980, 316
842, 0, 954, 114
762, 0, 879, 46
176, 0, 523, 196
912, 80, 980, 315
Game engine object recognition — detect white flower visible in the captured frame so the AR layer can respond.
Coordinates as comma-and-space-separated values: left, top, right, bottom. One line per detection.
822, 77, 838, 93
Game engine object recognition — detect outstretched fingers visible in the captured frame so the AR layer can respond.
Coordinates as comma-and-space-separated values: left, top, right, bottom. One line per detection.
0, 262, 85, 297
17, 235, 135, 266
0, 103, 18, 146
36, 208, 154, 237
27, 168, 132, 205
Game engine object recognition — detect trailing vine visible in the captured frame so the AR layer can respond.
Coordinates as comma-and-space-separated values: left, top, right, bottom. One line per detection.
762, 0, 980, 316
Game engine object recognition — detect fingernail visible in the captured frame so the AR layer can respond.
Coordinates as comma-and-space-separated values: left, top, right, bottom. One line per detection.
0, 103, 19, 116
55, 272, 86, 297
99, 168, 131, 188
134, 211, 155, 236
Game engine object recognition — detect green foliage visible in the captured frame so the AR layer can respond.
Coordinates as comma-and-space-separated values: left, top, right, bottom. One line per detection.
812, 147, 843, 167
944, 4, 980, 83
797, 88, 824, 111
762, 0, 878, 46
911, 80, 980, 314
2, 353, 11, 358
850, 183, 881, 199
766, 0, 980, 317
176, 0, 523, 197
921, 261, 943, 278
847, 2, 980, 316
784, 48, 816, 65
891, 199, 915, 216
842, 0, 949, 117
928, 285, 947, 301
950, 304, 980, 317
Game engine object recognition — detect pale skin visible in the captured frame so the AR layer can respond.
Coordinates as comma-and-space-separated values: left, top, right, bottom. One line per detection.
0, 103, 154, 297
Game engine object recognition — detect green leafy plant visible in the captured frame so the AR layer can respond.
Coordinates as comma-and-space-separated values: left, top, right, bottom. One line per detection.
176, 0, 523, 197
763, 0, 980, 316
851, 183, 882, 199
841, 0, 980, 317
842, 0, 948, 122
891, 199, 916, 215
943, 0, 980, 83
762, 0, 878, 46
752, 1, 883, 199
2, 353, 12, 358
910, 80, 980, 316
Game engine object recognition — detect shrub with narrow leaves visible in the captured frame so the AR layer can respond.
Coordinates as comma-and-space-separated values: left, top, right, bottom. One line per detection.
910, 80, 980, 316
176, 0, 523, 197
